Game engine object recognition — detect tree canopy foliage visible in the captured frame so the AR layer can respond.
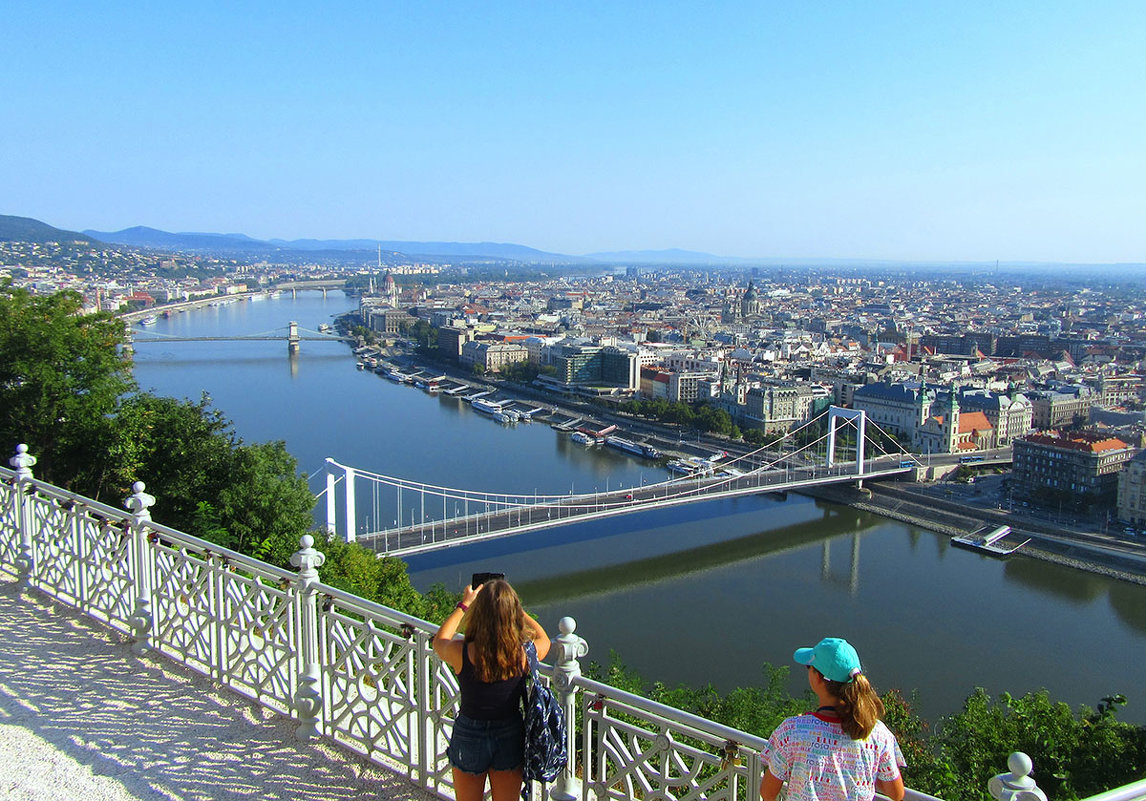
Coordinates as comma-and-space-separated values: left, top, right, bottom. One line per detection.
0, 285, 135, 492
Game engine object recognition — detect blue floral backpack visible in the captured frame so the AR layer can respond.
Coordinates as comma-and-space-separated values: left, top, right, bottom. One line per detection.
521, 640, 567, 800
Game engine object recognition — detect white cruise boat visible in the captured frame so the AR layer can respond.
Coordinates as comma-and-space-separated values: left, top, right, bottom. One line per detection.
471, 398, 503, 415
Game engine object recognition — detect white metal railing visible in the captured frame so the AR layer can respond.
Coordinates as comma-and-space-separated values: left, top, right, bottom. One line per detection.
3, 444, 1142, 801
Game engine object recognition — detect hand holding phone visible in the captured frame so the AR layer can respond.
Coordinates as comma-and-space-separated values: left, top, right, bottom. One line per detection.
471, 571, 505, 589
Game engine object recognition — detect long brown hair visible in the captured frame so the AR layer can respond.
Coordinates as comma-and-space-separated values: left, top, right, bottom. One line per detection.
463, 579, 529, 682
820, 670, 885, 740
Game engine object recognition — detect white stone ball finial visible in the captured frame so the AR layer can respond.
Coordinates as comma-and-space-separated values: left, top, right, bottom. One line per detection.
10, 443, 37, 481
559, 616, 577, 636
291, 534, 326, 586
988, 751, 1047, 801
124, 481, 156, 520
1008, 752, 1035, 786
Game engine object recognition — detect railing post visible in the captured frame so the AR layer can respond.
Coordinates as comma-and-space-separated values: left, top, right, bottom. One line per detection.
550, 616, 588, 801
10, 444, 38, 591
125, 481, 157, 656
988, 752, 1048, 801
291, 534, 326, 739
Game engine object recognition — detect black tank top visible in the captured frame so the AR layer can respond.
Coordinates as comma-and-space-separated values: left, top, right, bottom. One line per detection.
458, 643, 526, 720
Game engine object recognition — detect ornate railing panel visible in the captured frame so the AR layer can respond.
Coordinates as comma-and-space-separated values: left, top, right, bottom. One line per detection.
319, 591, 425, 770
146, 525, 300, 712
75, 512, 135, 629
3, 449, 1142, 801
216, 560, 298, 710
27, 491, 85, 603
580, 676, 766, 801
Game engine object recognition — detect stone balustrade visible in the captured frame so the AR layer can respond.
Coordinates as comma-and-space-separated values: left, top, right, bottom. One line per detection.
4, 444, 1144, 801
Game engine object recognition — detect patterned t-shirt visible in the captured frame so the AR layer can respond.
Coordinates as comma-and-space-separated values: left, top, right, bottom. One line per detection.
762, 712, 905, 801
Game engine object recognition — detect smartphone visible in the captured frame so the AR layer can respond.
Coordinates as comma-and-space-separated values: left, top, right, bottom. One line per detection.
471, 571, 505, 589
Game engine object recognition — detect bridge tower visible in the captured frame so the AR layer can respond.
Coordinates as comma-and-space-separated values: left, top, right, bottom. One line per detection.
826, 406, 866, 477
288, 321, 300, 355
324, 459, 357, 542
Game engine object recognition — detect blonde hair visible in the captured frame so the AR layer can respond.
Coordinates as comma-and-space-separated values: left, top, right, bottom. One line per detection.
463, 579, 529, 682
820, 671, 884, 740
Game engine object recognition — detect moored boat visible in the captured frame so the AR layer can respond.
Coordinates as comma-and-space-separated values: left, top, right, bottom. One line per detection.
952, 525, 1030, 557
471, 398, 503, 415
604, 435, 661, 460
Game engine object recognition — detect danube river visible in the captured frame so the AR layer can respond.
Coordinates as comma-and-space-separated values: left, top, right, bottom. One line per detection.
131, 291, 1146, 724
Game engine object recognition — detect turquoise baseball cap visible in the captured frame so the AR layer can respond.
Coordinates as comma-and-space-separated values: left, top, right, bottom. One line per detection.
794, 637, 863, 684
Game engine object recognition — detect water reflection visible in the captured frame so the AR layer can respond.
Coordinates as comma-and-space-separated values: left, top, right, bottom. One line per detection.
1108, 583, 1146, 634
820, 535, 862, 596
513, 506, 881, 605
1003, 558, 1107, 603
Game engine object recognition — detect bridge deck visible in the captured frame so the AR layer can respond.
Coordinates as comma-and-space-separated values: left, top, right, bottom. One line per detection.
360, 464, 909, 556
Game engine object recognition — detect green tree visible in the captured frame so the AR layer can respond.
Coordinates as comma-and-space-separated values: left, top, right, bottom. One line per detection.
312, 531, 458, 621
113, 393, 238, 529
208, 440, 315, 566
936, 689, 1146, 800
881, 689, 959, 798
0, 283, 134, 493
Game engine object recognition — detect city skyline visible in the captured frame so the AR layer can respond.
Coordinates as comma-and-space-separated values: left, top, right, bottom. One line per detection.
5, 2, 1145, 264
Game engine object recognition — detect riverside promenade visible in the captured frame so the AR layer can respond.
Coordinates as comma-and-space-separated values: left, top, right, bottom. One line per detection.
0, 576, 439, 801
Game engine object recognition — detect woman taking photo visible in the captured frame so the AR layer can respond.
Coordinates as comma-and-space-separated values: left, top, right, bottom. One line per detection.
433, 578, 551, 801
760, 637, 905, 801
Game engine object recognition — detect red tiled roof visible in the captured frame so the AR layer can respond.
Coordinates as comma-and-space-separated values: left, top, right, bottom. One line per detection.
1022, 432, 1129, 453
958, 411, 993, 434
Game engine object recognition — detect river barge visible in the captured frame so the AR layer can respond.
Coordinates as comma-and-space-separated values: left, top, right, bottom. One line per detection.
604, 435, 662, 460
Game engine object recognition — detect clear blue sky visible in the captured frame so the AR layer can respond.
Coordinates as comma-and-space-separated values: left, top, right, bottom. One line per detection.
4, 2, 1144, 262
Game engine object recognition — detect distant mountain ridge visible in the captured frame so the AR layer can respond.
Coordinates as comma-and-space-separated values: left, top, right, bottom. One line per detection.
84, 226, 584, 262
269, 237, 583, 262
83, 226, 277, 252
0, 214, 94, 244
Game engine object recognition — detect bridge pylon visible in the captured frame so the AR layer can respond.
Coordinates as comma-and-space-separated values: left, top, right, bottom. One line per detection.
288, 321, 300, 355
826, 407, 867, 482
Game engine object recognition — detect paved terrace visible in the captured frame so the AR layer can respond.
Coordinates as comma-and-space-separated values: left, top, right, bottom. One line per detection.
0, 575, 438, 801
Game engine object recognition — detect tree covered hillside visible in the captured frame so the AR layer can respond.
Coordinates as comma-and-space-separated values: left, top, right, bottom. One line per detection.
0, 214, 94, 244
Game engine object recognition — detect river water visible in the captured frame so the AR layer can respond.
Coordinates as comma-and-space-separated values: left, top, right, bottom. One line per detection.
131, 291, 1146, 725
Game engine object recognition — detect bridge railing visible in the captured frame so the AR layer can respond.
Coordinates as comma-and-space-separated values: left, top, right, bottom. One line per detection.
3, 446, 1139, 801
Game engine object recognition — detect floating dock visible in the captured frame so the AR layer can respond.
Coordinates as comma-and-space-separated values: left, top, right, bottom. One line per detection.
952, 525, 1031, 557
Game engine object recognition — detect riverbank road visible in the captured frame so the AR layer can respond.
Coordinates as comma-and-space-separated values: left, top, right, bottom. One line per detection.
0, 575, 441, 801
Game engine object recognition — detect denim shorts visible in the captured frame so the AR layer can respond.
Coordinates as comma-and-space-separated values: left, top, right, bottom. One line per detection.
447, 714, 525, 774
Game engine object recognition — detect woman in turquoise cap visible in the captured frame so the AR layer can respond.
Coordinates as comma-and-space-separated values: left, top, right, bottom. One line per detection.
760, 637, 905, 801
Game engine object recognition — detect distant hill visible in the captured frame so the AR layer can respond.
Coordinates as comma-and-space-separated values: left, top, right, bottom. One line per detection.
0, 215, 95, 244
268, 238, 585, 262
83, 226, 587, 263
84, 226, 282, 252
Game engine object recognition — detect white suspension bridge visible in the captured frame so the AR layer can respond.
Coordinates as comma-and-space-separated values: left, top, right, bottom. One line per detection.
317, 407, 921, 557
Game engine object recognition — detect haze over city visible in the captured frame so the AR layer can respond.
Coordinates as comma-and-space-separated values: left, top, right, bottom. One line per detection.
5, 1, 1145, 264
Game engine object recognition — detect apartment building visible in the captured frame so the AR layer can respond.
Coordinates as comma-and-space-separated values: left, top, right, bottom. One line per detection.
1013, 431, 1134, 507
1117, 451, 1146, 526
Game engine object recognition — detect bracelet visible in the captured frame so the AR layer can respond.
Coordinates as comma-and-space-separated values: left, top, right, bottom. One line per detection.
456, 602, 469, 612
